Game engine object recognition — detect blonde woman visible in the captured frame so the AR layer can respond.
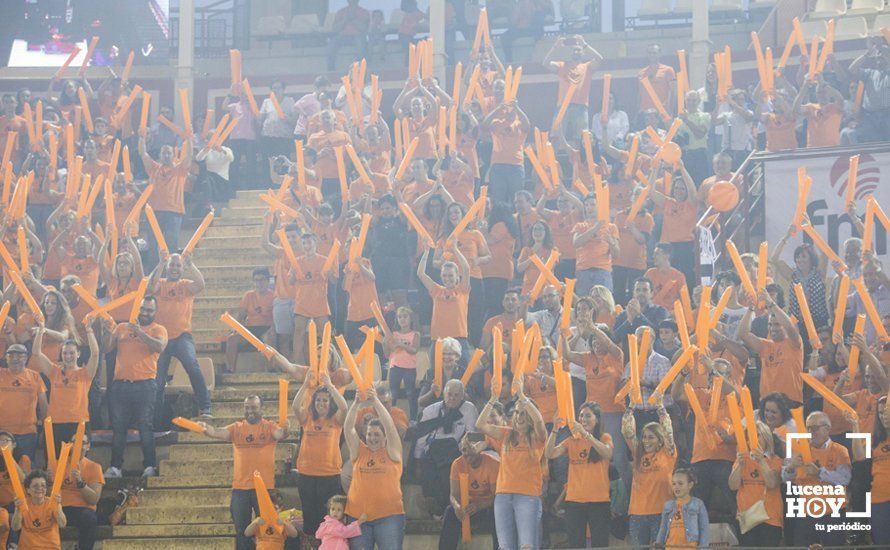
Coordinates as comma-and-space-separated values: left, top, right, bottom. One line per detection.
728, 421, 783, 547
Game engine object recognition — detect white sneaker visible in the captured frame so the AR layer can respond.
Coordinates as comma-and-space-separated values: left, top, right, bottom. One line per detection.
142, 466, 158, 477
104, 466, 122, 478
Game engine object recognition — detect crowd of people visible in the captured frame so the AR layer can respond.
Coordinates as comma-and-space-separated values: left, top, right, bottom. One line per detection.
0, 7, 889, 550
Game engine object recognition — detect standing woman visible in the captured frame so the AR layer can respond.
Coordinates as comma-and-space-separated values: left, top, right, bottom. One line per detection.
98, 234, 143, 384
292, 373, 348, 542
476, 380, 547, 549
344, 387, 405, 549
516, 220, 555, 298
545, 402, 613, 548
621, 396, 677, 547
13, 470, 66, 549
728, 422, 783, 547
481, 202, 518, 319
19, 289, 79, 370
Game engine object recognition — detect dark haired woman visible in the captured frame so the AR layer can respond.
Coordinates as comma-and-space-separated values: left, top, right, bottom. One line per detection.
292, 372, 348, 541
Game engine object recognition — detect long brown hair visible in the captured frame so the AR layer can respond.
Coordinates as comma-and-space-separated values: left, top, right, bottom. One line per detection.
633, 421, 667, 471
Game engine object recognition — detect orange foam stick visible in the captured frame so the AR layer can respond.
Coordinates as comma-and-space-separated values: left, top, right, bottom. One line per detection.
395, 137, 420, 180
529, 254, 562, 288
628, 334, 642, 405
71, 284, 105, 314
122, 145, 132, 182
178, 89, 192, 136
559, 278, 576, 334
794, 283, 822, 349
1, 166, 11, 208
201, 108, 214, 140
624, 134, 639, 178
802, 224, 846, 271
206, 113, 230, 150
54, 47, 81, 80
75, 173, 92, 217
335, 146, 349, 200
321, 239, 341, 276
370, 75, 382, 123
111, 84, 143, 129
808, 36, 819, 80
529, 250, 560, 301
833, 275, 850, 338
640, 76, 670, 120
696, 287, 712, 354
778, 31, 796, 72
449, 106, 458, 155
35, 101, 43, 146
121, 50, 135, 81
335, 335, 365, 390
503, 66, 513, 104
66, 423, 82, 468
22, 103, 35, 147
9, 270, 42, 321
242, 82, 261, 118
128, 277, 149, 324
764, 47, 775, 93
433, 338, 443, 397
359, 328, 375, 389
294, 139, 307, 191
399, 204, 432, 248
447, 198, 484, 243
408, 43, 418, 77
16, 226, 28, 274
710, 286, 733, 330
370, 301, 391, 338
552, 82, 577, 132
684, 383, 710, 433
78, 88, 94, 133
307, 319, 318, 377
459, 348, 485, 388
864, 198, 877, 253
756, 242, 768, 296
44, 417, 57, 470
524, 147, 551, 189
216, 116, 240, 145
707, 376, 724, 425
491, 326, 503, 397
510, 66, 523, 102
817, 20, 835, 73
253, 472, 279, 526
451, 63, 463, 107
50, 442, 72, 499
222, 312, 273, 358
1, 444, 26, 511
82, 290, 137, 322
726, 240, 757, 302
393, 118, 403, 160
229, 49, 242, 86
726, 393, 748, 453
723, 46, 733, 89
751, 32, 767, 86
852, 277, 890, 340
459, 472, 472, 540
259, 193, 299, 219
276, 229, 302, 278
676, 74, 686, 115
740, 386, 759, 449
626, 186, 650, 224
803, 372, 858, 418
340, 76, 360, 125
269, 91, 286, 119
437, 106, 447, 157
790, 407, 812, 462
348, 213, 371, 266
601, 74, 613, 119
278, 379, 289, 426
144, 205, 168, 253
157, 115, 188, 141
124, 184, 154, 230
172, 416, 206, 433
673, 300, 692, 348
663, 118, 683, 145
78, 36, 99, 76
846, 155, 860, 207
139, 91, 151, 132
182, 212, 214, 255
848, 314, 867, 381
854, 81, 865, 113
1, 131, 15, 170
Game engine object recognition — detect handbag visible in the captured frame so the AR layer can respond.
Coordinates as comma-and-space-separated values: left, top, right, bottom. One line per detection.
737, 496, 770, 534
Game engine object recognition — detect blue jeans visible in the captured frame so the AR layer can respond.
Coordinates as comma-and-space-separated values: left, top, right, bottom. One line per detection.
231, 488, 259, 550
155, 332, 212, 424
576, 267, 613, 296
388, 366, 418, 420
494, 493, 542, 550
110, 379, 157, 469
629, 513, 661, 547
11, 432, 38, 464
348, 513, 405, 550
872, 501, 890, 545
488, 164, 525, 207
145, 210, 183, 271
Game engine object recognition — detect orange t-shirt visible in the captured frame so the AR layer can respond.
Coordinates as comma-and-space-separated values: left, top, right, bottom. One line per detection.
442, 170, 475, 208
736, 455, 783, 527
47, 365, 91, 423
155, 278, 198, 339
608, 179, 635, 211
107, 276, 141, 323
19, 498, 61, 549
489, 119, 526, 166
563, 434, 613, 503
255, 524, 287, 549
645, 267, 687, 310
803, 103, 842, 148
61, 457, 104, 510
430, 282, 470, 339
296, 415, 343, 476
482, 314, 520, 344
307, 130, 352, 180
228, 419, 280, 490
344, 260, 379, 322
572, 221, 619, 271
0, 368, 46, 434
496, 434, 545, 496
556, 61, 595, 107
440, 230, 486, 280
794, 441, 850, 505
542, 209, 578, 261
407, 113, 438, 160
630, 447, 676, 515
113, 322, 167, 381
146, 159, 188, 214
764, 113, 798, 151
292, 254, 330, 318
61, 253, 100, 295
450, 454, 500, 504
112, 191, 138, 235
660, 198, 697, 243
525, 375, 558, 423
690, 387, 735, 463
637, 64, 676, 113
871, 439, 890, 503
614, 211, 654, 270
240, 289, 274, 327
480, 222, 515, 281
346, 443, 404, 521
759, 338, 804, 403
582, 351, 625, 414
665, 498, 692, 547
274, 251, 297, 300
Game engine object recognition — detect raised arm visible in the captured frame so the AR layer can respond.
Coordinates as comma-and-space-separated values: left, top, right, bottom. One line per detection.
344, 396, 362, 458
416, 245, 435, 291
737, 306, 764, 353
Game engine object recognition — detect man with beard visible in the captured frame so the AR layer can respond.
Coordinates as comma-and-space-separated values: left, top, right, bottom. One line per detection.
197, 396, 288, 550
149, 253, 212, 421
105, 296, 168, 478
0, 344, 47, 462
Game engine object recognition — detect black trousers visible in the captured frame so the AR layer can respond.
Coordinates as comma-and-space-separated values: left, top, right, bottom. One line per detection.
439, 504, 498, 550
692, 459, 734, 519
739, 522, 782, 547
297, 473, 343, 540
63, 506, 98, 550
564, 500, 611, 548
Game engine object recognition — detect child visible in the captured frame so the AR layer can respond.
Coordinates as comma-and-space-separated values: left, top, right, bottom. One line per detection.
244, 490, 299, 549
384, 306, 420, 419
315, 495, 366, 550
655, 468, 710, 548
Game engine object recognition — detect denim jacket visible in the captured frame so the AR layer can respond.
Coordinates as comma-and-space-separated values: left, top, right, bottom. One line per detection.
655, 496, 710, 548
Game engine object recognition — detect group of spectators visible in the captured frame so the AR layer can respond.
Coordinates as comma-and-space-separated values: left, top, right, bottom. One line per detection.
0, 12, 889, 550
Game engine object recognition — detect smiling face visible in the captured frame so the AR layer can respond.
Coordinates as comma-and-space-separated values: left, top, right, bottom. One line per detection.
61, 342, 79, 367
578, 406, 597, 432
243, 397, 263, 424
137, 298, 157, 326
641, 426, 661, 453
26, 475, 48, 503
531, 222, 547, 244
365, 423, 386, 450
441, 264, 459, 288
314, 391, 331, 417
115, 253, 134, 278
43, 293, 59, 317
447, 204, 463, 224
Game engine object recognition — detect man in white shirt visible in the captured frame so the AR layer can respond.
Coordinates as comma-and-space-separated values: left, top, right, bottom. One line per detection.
195, 143, 235, 205
293, 76, 332, 141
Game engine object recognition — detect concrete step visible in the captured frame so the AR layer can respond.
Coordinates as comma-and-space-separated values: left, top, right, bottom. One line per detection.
111, 524, 236, 538
215, 216, 264, 227
102, 537, 235, 550
200, 282, 255, 296
126, 504, 231, 525
138, 487, 233, 507
203, 224, 264, 238
211, 385, 298, 402
195, 236, 266, 250
212, 400, 293, 417
192, 247, 269, 263
168, 443, 293, 462
198, 265, 273, 281
200, 414, 281, 428
193, 329, 226, 346
193, 295, 244, 308
227, 198, 267, 208
221, 206, 267, 218
235, 189, 265, 199
146, 474, 232, 489
218, 373, 283, 385
159, 458, 288, 477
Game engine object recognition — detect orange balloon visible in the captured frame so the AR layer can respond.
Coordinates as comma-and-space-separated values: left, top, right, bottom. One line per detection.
659, 142, 682, 165
708, 181, 740, 212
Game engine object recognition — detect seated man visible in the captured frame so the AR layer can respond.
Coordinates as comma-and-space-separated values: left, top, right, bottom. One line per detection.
224, 267, 274, 372
61, 433, 104, 550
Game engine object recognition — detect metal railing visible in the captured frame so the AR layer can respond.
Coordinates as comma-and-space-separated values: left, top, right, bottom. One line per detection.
169, 0, 250, 58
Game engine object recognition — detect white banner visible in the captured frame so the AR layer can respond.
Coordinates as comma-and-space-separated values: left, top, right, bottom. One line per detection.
763, 148, 890, 266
